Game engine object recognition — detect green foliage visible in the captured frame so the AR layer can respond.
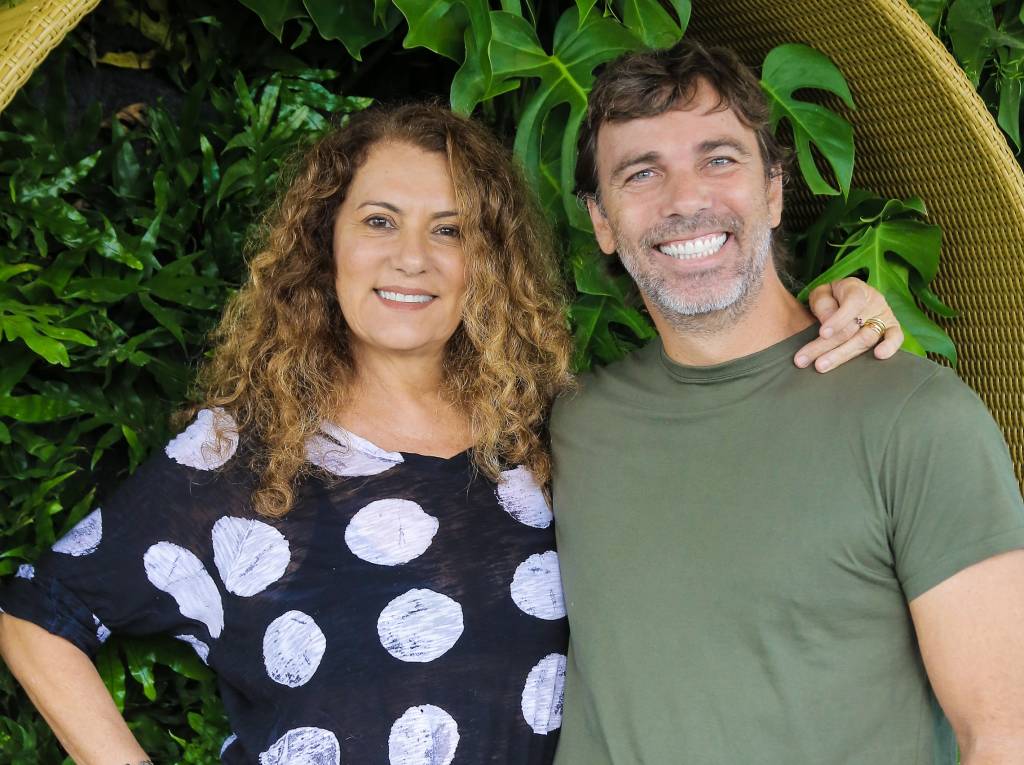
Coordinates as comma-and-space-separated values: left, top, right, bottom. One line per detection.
1, 0, 960, 760
0, 13, 368, 759
760, 44, 856, 197
797, 191, 956, 362
910, 0, 1024, 150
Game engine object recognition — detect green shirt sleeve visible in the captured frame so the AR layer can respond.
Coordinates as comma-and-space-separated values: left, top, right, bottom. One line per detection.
882, 366, 1024, 601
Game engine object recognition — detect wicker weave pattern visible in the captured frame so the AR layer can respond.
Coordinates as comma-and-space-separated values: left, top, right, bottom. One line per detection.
691, 0, 1024, 485
0, 0, 101, 115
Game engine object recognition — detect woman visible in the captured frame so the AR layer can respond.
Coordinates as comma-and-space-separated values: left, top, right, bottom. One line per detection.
0, 102, 898, 764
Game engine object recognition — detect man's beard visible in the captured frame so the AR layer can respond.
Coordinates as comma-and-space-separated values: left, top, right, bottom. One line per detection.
613, 211, 773, 333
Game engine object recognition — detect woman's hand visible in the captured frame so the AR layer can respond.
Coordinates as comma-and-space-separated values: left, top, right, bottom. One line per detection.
795, 277, 905, 372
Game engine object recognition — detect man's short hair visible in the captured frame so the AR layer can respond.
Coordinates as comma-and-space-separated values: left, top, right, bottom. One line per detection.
575, 39, 792, 199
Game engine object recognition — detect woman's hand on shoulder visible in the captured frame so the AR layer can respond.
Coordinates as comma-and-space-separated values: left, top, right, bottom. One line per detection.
796, 276, 905, 373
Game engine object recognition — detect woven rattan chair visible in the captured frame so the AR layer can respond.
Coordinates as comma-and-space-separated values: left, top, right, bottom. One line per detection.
2, 0, 1023, 484
690, 0, 1024, 486
0, 0, 100, 115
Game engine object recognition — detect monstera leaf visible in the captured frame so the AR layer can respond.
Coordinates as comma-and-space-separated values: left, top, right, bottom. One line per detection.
303, 0, 404, 60
569, 249, 655, 369
488, 7, 646, 225
798, 194, 955, 362
393, 0, 517, 113
618, 0, 691, 47
761, 44, 856, 197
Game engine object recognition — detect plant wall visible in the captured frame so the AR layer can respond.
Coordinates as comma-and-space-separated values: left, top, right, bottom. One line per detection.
0, 0, 966, 761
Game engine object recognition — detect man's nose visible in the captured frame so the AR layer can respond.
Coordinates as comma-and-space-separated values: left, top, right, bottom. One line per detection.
658, 170, 711, 220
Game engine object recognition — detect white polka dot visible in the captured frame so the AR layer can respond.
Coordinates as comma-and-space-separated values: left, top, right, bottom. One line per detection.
377, 589, 464, 663
259, 726, 340, 765
496, 466, 552, 528
263, 610, 326, 687
52, 509, 102, 556
212, 516, 290, 596
510, 551, 566, 620
165, 408, 238, 470
306, 422, 403, 477
345, 499, 438, 566
144, 542, 224, 638
389, 704, 459, 765
521, 653, 566, 734
175, 634, 210, 664
220, 733, 237, 756
94, 614, 111, 644
15, 563, 34, 580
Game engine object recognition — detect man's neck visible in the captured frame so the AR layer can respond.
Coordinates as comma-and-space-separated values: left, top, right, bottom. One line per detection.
654, 271, 815, 367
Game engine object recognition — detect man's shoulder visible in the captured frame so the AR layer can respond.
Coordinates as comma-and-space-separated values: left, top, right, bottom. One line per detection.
832, 350, 980, 419
552, 341, 660, 425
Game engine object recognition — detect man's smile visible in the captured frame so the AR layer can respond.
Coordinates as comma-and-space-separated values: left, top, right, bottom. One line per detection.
655, 232, 729, 260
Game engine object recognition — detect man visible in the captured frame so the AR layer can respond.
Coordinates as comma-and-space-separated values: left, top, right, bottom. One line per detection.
551, 40, 1024, 764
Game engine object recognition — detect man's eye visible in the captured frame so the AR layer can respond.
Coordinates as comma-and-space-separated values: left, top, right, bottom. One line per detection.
628, 169, 655, 182
708, 157, 736, 168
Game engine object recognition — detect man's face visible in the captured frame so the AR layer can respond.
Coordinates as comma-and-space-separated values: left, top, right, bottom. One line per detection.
588, 79, 783, 326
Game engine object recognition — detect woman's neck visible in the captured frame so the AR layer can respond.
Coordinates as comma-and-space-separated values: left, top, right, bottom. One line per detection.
335, 347, 473, 458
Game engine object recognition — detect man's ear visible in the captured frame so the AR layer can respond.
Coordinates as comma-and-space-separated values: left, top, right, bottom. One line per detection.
767, 164, 784, 229
586, 195, 617, 255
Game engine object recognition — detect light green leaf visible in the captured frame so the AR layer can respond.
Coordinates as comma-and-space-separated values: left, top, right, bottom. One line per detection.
761, 44, 856, 197
908, 0, 949, 31
569, 293, 655, 371
96, 644, 126, 712
395, 0, 470, 61
618, 0, 689, 48
0, 393, 77, 422
490, 8, 642, 221
798, 217, 952, 360
947, 0, 995, 85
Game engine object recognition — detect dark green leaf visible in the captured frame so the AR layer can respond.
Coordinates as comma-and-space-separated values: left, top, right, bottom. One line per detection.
303, 0, 403, 60
761, 44, 856, 197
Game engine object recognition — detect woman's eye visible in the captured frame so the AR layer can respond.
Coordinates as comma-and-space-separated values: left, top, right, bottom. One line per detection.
435, 225, 460, 238
365, 215, 393, 228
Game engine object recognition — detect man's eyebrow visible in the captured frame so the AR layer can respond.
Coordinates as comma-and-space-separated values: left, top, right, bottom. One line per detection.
609, 151, 662, 182
356, 201, 458, 219
698, 138, 752, 157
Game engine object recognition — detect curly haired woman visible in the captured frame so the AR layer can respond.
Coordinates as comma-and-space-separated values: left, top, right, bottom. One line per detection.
0, 102, 897, 764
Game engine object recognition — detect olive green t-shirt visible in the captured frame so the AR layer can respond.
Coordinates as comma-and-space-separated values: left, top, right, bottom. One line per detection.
550, 325, 1024, 765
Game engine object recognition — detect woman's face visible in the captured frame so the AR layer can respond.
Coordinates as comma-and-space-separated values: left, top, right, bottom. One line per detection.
332, 141, 467, 366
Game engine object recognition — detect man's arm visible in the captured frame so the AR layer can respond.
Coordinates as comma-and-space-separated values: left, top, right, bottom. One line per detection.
909, 549, 1024, 764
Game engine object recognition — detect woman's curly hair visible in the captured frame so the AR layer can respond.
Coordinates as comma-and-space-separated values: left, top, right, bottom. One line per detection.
188, 102, 574, 518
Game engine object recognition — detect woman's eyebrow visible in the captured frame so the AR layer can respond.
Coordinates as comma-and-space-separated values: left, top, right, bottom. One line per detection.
356, 201, 457, 219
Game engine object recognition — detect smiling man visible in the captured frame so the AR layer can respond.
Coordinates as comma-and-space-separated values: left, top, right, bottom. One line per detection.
550, 41, 1024, 764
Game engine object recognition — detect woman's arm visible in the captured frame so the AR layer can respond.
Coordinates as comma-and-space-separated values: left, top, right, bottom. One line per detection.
0, 614, 150, 765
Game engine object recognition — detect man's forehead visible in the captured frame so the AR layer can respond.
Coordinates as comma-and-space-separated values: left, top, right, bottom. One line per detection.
595, 100, 756, 169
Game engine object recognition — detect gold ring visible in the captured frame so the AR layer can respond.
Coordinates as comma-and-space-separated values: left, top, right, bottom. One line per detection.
861, 317, 887, 339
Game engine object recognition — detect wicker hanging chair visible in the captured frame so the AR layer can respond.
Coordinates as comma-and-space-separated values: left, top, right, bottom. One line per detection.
690, 0, 1024, 485
1, 0, 1023, 484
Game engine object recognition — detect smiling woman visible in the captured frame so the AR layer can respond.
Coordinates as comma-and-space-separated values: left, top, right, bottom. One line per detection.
0, 102, 576, 764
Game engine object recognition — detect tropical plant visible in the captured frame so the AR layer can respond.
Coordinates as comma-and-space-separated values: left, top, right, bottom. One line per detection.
0, 0, 958, 761
910, 0, 1024, 151
0, 9, 368, 758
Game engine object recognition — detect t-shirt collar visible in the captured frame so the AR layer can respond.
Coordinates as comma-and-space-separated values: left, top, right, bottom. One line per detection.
658, 323, 821, 383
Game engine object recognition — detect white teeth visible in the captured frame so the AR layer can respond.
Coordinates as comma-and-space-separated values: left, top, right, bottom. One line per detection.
376, 290, 434, 304
657, 233, 728, 260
